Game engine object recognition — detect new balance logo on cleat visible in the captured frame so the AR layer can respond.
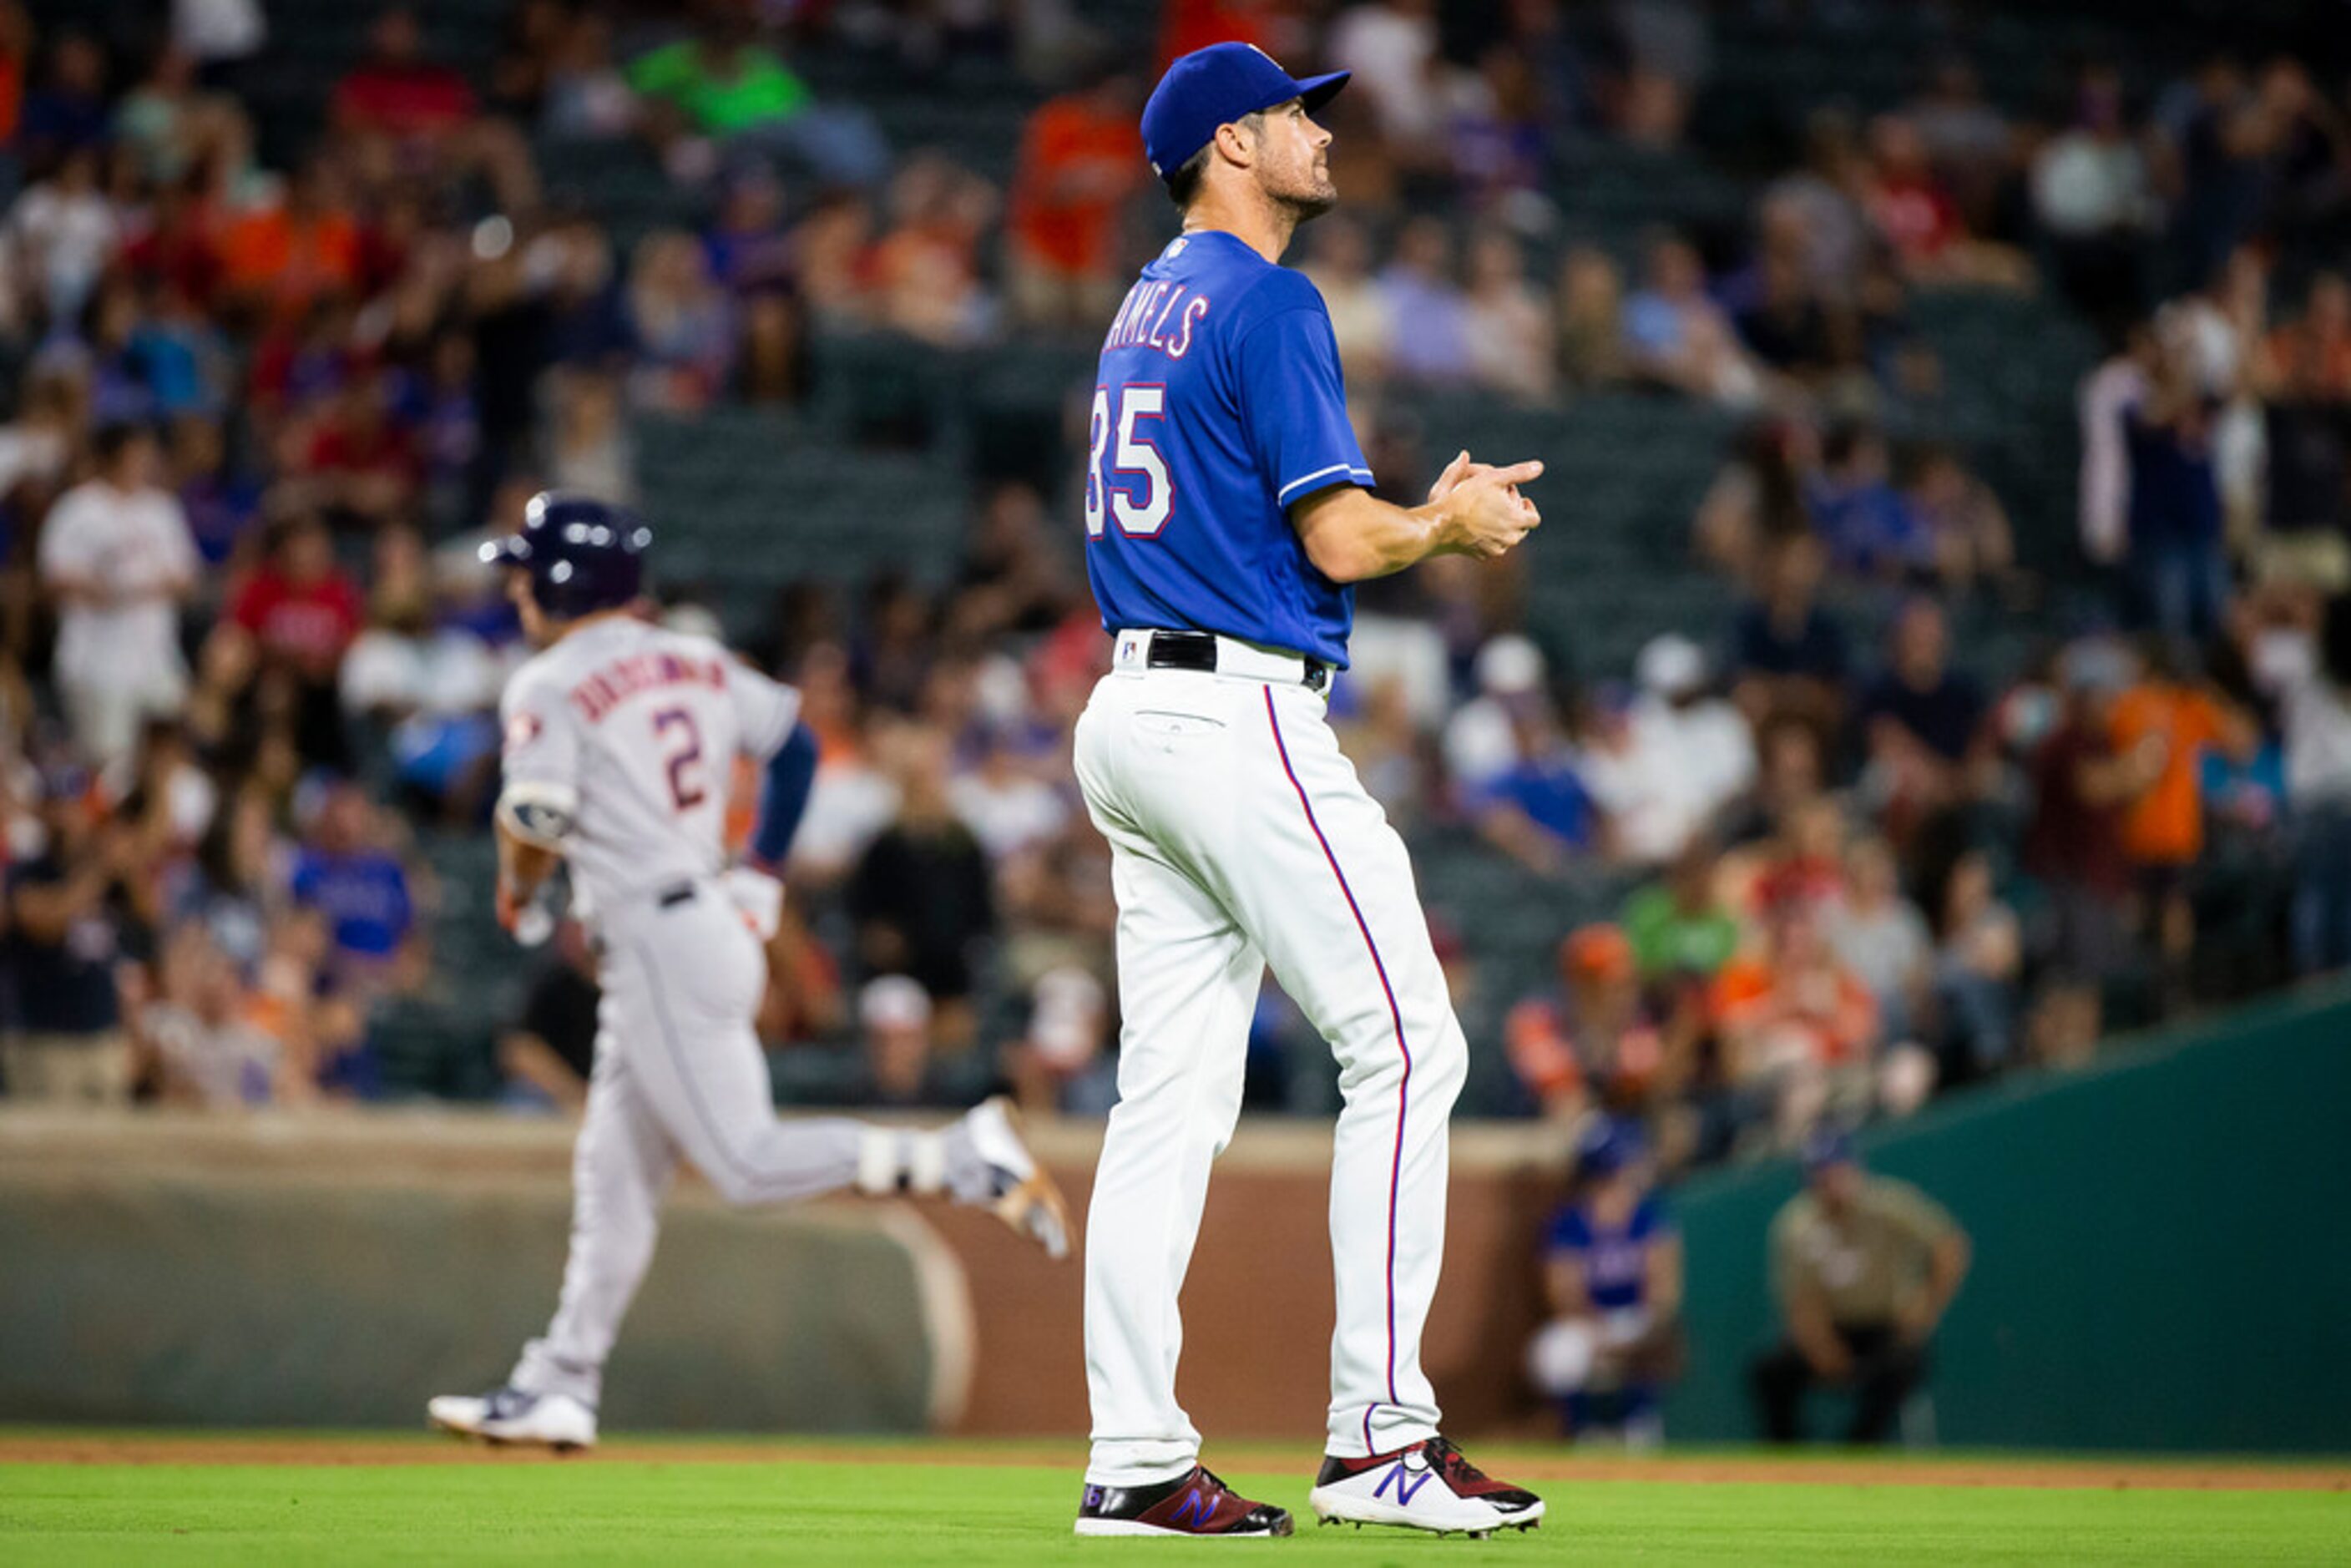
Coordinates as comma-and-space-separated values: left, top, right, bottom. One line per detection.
1074, 1465, 1294, 1537
1307, 1436, 1545, 1537
1375, 1459, 1436, 1505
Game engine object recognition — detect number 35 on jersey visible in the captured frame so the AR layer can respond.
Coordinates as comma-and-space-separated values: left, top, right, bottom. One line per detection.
1086, 383, 1172, 539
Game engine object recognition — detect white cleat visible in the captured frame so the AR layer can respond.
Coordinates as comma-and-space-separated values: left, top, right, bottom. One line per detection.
960, 1096, 1072, 1260
427, 1388, 598, 1453
1307, 1437, 1545, 1538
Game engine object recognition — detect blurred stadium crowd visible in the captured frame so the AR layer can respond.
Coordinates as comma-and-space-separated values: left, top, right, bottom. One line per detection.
3, 0, 2351, 1181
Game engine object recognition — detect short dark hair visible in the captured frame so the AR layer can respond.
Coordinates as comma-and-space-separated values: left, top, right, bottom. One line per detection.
1165, 110, 1264, 210
93, 422, 152, 467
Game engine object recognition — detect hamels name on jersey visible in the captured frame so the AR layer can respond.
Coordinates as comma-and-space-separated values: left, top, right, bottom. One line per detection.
1085, 231, 1376, 669
568, 650, 729, 723
1101, 277, 1213, 359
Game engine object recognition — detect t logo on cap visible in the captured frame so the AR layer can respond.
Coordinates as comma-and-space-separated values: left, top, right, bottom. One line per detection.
1140, 41, 1350, 181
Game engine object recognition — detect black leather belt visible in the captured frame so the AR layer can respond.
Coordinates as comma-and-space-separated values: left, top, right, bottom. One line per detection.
1142, 630, 1330, 692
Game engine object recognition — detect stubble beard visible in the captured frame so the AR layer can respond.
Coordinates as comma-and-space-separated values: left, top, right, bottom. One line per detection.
1274, 165, 1339, 225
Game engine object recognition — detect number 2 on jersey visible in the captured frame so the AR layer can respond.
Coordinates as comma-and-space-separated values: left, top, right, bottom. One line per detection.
652, 706, 707, 812
1085, 383, 1170, 539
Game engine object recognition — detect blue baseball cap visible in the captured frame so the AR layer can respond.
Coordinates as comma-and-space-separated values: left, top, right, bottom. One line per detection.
1141, 42, 1349, 183
1575, 1118, 1646, 1180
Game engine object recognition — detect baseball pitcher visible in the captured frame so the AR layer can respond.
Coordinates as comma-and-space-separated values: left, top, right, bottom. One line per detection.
1069, 43, 1547, 1539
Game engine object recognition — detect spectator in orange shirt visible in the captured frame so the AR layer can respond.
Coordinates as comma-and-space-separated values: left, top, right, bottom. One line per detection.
217, 162, 361, 325
2261, 271, 2351, 402
1156, 0, 1278, 70
871, 153, 998, 348
2107, 642, 2257, 999
1711, 903, 1883, 1149
1504, 923, 1681, 1124
1006, 68, 1145, 330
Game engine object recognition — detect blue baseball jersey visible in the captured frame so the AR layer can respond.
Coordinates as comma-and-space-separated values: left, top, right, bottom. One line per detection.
1084, 230, 1374, 668
1547, 1194, 1675, 1313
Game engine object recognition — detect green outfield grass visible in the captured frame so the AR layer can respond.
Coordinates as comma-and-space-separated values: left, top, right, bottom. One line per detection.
3, 1443, 2347, 1566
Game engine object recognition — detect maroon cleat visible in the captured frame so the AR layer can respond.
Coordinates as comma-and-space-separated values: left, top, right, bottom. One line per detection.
1074, 1464, 1295, 1537
1308, 1435, 1545, 1535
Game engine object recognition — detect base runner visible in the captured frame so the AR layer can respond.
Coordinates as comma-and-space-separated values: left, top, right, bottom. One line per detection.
427, 493, 1069, 1452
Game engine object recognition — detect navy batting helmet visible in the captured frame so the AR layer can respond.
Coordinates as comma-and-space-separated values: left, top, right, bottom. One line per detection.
478, 491, 653, 619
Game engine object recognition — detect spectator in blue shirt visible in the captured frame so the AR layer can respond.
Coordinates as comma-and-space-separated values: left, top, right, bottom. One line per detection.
288, 779, 420, 991
1732, 533, 1850, 736
1809, 424, 1930, 578
1624, 230, 1759, 405
1856, 598, 1987, 832
1470, 703, 1600, 873
1378, 215, 1473, 387
18, 33, 114, 171
171, 414, 264, 567
3, 766, 156, 1103
2123, 329, 2227, 653
1525, 1120, 1685, 1446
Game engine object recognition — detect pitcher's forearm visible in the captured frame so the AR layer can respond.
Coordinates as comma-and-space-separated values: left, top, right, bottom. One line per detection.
1292, 488, 1460, 584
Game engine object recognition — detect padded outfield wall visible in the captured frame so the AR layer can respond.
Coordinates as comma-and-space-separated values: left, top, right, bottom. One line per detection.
1662, 983, 2351, 1452
0, 1119, 975, 1434
2, 986, 2344, 1451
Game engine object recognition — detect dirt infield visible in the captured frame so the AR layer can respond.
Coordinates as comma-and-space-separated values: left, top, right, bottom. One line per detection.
1, 1433, 2343, 1491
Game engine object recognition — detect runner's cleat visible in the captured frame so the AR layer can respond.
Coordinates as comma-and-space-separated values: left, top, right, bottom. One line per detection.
427, 1387, 598, 1453
959, 1096, 1073, 1259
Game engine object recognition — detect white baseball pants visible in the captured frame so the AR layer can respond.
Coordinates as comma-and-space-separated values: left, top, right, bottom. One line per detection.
1074, 650, 1468, 1485
508, 883, 930, 1409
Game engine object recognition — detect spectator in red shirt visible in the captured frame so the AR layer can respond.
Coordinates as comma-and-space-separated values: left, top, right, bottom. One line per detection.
210, 512, 362, 770
226, 513, 362, 683
333, 7, 476, 144
122, 173, 228, 311
330, 7, 536, 213
290, 375, 419, 529
1748, 795, 1850, 920
1006, 68, 1145, 330
0, 3, 30, 149
1864, 113, 2030, 288
1863, 114, 1960, 272
2015, 650, 2136, 1065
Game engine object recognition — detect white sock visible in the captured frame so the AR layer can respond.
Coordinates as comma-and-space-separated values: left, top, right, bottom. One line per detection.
855, 1127, 902, 1196
903, 1130, 948, 1196
855, 1127, 950, 1196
